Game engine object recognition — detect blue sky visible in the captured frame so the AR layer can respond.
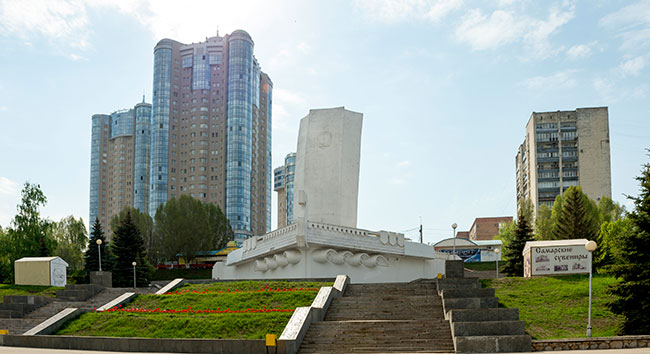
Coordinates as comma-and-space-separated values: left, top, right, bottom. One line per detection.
0, 0, 648, 244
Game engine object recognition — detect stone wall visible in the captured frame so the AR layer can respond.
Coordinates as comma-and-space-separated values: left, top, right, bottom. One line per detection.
0, 334, 266, 353
532, 335, 650, 351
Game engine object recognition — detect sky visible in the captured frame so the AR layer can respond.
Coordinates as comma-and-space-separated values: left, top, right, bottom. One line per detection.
0, 0, 648, 245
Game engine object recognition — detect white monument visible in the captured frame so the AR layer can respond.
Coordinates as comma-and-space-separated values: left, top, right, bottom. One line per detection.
293, 107, 362, 228
213, 107, 445, 283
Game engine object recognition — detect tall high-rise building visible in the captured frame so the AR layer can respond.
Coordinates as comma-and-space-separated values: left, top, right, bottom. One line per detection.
273, 152, 296, 229
89, 99, 152, 239
149, 30, 272, 243
515, 107, 611, 216
90, 30, 272, 244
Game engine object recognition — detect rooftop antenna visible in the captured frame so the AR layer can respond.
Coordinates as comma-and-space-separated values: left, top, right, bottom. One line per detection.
142, 90, 145, 103
217, 26, 219, 37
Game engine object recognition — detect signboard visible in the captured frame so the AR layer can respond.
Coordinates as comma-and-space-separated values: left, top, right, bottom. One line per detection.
438, 248, 480, 262
529, 245, 590, 276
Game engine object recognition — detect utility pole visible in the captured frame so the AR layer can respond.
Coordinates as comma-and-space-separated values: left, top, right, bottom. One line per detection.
419, 216, 423, 243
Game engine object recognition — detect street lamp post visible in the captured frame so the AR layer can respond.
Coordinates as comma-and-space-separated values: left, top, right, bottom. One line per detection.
96, 239, 102, 272
585, 240, 597, 337
451, 223, 458, 258
495, 248, 500, 279
132, 261, 137, 289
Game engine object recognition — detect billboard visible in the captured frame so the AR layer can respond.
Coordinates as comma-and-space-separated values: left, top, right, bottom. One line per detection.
526, 245, 591, 276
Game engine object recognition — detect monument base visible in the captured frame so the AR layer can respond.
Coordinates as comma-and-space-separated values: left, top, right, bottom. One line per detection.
213, 220, 447, 284
90, 271, 112, 288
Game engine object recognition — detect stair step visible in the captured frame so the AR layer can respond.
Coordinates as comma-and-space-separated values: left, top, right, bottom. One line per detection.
299, 282, 452, 354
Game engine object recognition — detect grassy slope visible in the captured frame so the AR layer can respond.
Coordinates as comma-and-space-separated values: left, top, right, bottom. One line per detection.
56, 281, 330, 339
0, 284, 62, 303
151, 268, 212, 280
57, 312, 294, 339
482, 274, 620, 339
464, 261, 505, 272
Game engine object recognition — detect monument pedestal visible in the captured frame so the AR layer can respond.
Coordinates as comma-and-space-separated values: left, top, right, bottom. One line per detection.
90, 271, 112, 288
213, 219, 446, 283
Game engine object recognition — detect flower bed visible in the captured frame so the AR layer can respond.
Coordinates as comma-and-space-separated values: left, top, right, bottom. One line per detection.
56, 281, 330, 339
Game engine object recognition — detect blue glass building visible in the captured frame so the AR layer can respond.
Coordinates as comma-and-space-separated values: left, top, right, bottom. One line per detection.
148, 31, 272, 243
91, 31, 271, 242
89, 100, 152, 238
273, 152, 296, 229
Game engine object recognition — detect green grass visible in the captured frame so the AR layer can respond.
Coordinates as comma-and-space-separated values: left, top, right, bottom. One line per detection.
55, 280, 330, 339
56, 312, 294, 339
151, 268, 212, 280
482, 274, 620, 339
0, 284, 62, 303
464, 261, 505, 272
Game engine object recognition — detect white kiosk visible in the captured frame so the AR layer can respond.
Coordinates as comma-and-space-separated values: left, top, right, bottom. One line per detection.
15, 257, 68, 287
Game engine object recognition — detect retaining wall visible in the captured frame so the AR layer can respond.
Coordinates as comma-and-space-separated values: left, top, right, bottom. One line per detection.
0, 334, 265, 353
532, 336, 650, 351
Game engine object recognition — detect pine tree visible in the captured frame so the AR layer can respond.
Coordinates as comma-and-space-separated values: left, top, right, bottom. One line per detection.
110, 211, 152, 287
607, 153, 650, 334
551, 186, 598, 240
502, 208, 534, 277
83, 218, 111, 278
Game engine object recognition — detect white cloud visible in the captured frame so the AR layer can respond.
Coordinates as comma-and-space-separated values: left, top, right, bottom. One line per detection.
566, 43, 593, 59
354, 0, 463, 23
0, 176, 19, 227
274, 89, 305, 105
0, 0, 90, 56
296, 42, 311, 54
0, 176, 19, 196
618, 56, 646, 77
396, 160, 410, 168
0, 0, 283, 59
454, 3, 574, 58
497, 0, 518, 6
600, 1, 650, 51
593, 76, 647, 103
455, 9, 524, 51
271, 89, 306, 133
424, 0, 464, 22
522, 70, 577, 90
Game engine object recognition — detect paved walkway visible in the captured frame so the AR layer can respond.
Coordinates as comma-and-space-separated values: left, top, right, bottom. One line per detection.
0, 347, 172, 354
2, 346, 649, 354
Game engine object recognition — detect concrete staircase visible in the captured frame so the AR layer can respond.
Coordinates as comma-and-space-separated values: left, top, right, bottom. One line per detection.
438, 273, 531, 353
298, 281, 454, 353
0, 296, 53, 318
55, 284, 104, 301
1, 286, 155, 335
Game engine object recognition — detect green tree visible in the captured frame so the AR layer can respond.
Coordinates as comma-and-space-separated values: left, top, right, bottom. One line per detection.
52, 216, 88, 271
0, 183, 56, 283
204, 202, 234, 250
551, 186, 599, 240
494, 221, 515, 249
84, 218, 112, 276
110, 208, 154, 264
110, 211, 151, 287
0, 226, 11, 283
607, 154, 650, 334
519, 198, 534, 225
596, 217, 632, 271
9, 183, 56, 257
154, 195, 233, 264
502, 208, 534, 277
598, 196, 626, 224
534, 203, 553, 240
